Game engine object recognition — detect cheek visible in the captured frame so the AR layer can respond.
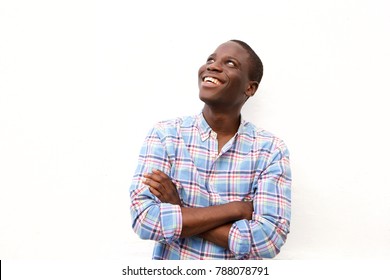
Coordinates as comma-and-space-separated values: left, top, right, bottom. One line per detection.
198, 65, 207, 87
198, 64, 206, 75
233, 72, 249, 88
227, 75, 244, 91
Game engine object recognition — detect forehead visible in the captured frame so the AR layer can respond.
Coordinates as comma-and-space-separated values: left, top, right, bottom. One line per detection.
211, 41, 249, 61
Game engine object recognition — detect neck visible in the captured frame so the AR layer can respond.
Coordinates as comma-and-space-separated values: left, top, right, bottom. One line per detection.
202, 105, 241, 136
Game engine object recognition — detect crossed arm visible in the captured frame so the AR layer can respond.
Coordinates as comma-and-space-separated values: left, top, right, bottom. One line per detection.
142, 169, 253, 249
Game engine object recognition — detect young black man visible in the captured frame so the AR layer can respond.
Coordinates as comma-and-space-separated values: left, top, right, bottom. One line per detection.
130, 40, 291, 260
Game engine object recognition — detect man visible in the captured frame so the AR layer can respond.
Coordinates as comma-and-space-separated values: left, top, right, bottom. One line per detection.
129, 40, 291, 260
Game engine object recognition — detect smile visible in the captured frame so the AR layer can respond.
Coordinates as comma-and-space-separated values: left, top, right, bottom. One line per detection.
203, 76, 222, 85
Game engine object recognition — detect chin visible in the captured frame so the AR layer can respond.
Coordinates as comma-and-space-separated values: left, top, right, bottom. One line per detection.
199, 95, 220, 108
199, 92, 213, 104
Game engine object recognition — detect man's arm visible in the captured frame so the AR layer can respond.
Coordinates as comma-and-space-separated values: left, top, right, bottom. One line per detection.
130, 127, 182, 243
180, 202, 252, 237
227, 141, 292, 259
143, 169, 253, 239
197, 223, 232, 248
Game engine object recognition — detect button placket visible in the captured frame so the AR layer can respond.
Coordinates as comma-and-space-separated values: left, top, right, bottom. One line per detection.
206, 131, 219, 205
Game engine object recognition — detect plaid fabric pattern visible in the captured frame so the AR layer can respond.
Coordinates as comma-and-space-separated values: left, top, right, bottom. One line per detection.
130, 113, 291, 259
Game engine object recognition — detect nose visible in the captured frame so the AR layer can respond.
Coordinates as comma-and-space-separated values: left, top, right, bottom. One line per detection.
206, 60, 222, 72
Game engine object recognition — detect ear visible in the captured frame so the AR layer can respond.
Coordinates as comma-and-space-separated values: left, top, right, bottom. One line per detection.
245, 81, 259, 98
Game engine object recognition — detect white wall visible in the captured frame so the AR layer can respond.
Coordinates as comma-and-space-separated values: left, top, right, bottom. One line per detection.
1, 0, 389, 260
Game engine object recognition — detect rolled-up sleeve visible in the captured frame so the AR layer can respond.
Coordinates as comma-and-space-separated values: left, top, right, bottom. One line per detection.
228, 141, 292, 259
130, 127, 182, 243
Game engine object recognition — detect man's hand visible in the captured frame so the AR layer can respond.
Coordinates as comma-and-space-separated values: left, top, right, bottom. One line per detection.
142, 169, 182, 206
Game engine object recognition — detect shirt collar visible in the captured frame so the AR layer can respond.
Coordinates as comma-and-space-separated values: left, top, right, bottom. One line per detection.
196, 113, 213, 141
196, 112, 249, 141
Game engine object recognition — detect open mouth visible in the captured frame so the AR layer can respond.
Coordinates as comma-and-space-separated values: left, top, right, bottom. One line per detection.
203, 76, 222, 85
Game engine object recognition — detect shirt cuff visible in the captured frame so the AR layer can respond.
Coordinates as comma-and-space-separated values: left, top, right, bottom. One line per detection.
159, 203, 182, 243
228, 219, 251, 259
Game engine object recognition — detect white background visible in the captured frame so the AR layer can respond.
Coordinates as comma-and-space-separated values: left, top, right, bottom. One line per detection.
1, 0, 390, 260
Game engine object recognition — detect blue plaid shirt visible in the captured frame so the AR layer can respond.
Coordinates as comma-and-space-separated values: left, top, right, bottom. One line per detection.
130, 113, 291, 259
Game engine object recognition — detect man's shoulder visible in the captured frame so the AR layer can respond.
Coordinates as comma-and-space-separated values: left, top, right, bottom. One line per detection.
243, 121, 288, 151
152, 115, 197, 135
242, 120, 277, 139
155, 115, 196, 127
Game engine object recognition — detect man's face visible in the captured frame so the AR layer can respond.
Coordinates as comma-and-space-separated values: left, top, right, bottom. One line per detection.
198, 41, 253, 109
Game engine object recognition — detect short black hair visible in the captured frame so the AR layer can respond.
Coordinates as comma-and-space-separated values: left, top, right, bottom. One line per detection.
230, 39, 263, 83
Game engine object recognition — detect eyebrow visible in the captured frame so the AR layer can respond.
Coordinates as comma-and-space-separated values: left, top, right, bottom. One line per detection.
207, 54, 241, 65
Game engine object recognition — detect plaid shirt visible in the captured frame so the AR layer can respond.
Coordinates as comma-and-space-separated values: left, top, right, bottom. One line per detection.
130, 113, 291, 259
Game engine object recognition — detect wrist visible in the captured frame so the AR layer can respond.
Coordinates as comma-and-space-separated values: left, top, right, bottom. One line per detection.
227, 201, 247, 220
234, 201, 253, 220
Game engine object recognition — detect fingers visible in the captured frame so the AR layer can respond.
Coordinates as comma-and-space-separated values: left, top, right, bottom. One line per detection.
143, 169, 171, 191
141, 169, 181, 205
142, 169, 172, 194
148, 183, 163, 199
147, 169, 170, 184
142, 173, 162, 194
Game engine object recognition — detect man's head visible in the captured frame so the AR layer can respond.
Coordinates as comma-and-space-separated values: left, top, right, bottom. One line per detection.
198, 40, 263, 111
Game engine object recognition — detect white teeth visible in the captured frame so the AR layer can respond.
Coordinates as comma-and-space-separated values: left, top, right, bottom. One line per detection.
204, 76, 221, 85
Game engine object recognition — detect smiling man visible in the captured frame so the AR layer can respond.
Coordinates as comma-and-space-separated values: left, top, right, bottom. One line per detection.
129, 40, 292, 260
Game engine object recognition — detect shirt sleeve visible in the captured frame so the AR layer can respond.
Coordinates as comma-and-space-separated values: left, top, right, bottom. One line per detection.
228, 140, 292, 259
129, 126, 182, 243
